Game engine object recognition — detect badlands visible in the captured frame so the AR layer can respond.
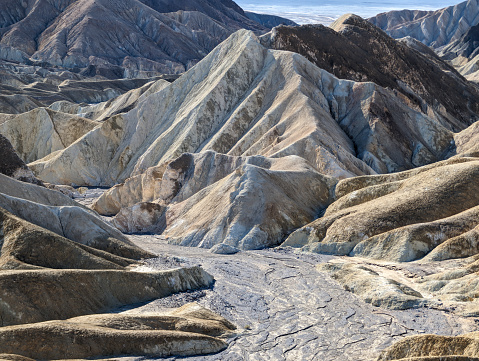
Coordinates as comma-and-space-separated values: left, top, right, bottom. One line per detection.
2, 0, 479, 360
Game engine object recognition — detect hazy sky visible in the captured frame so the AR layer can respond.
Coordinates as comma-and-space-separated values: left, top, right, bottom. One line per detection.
235, 0, 464, 24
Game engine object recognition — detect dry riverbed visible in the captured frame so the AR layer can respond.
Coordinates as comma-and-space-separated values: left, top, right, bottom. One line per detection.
73, 189, 479, 360
111, 235, 479, 361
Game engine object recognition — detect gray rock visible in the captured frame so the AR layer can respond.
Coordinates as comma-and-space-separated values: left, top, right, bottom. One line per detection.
209, 244, 240, 255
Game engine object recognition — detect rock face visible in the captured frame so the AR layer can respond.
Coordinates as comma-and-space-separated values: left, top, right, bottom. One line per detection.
377, 332, 479, 360
0, 0, 265, 76
101, 151, 337, 250
30, 29, 460, 187
369, 0, 479, 49
0, 108, 100, 163
0, 134, 42, 185
270, 16, 479, 131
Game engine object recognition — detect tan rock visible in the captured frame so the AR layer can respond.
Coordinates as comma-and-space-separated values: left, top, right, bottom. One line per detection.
0, 265, 213, 327
0, 207, 135, 270
377, 332, 479, 360
453, 122, 479, 158
0, 303, 233, 359
0, 173, 150, 259
284, 158, 479, 262
108, 152, 337, 249
0, 108, 99, 163
32, 29, 456, 186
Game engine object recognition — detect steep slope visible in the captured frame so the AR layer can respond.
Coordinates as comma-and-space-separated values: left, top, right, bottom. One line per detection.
30, 30, 455, 187
270, 16, 479, 131
0, 0, 265, 76
439, 23, 479, 81
0, 134, 42, 185
0, 108, 100, 163
369, 0, 479, 49
105, 152, 337, 250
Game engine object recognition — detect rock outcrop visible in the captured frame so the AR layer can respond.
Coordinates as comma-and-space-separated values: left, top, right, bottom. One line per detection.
0, 108, 99, 163
270, 16, 479, 130
284, 158, 479, 261
0, 0, 266, 76
0, 173, 150, 259
0, 303, 234, 359
0, 134, 42, 185
98, 151, 337, 250
369, 0, 479, 49
30, 29, 458, 187
377, 332, 479, 360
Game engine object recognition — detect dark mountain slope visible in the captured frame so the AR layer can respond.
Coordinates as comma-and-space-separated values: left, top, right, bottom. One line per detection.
270, 15, 479, 131
0, 0, 266, 76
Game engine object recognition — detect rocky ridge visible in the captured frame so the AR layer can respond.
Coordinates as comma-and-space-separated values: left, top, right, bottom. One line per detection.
369, 0, 479, 84
28, 29, 458, 190
439, 23, 479, 82
105, 152, 337, 250
0, 55, 177, 113
20, 28, 479, 255
369, 0, 479, 49
0, 0, 266, 77
270, 15, 479, 130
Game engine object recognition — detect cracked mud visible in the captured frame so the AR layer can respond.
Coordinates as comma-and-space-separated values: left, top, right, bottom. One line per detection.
117, 235, 479, 361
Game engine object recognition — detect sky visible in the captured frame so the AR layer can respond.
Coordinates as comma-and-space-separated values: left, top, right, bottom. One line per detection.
235, 0, 465, 24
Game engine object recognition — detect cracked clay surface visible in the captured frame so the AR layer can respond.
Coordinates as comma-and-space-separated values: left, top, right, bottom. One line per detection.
116, 235, 479, 361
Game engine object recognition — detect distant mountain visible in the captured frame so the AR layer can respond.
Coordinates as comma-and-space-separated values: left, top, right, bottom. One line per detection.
269, 15, 479, 131
369, 0, 479, 49
0, 58, 175, 113
439, 23, 479, 81
244, 11, 297, 28
0, 0, 266, 77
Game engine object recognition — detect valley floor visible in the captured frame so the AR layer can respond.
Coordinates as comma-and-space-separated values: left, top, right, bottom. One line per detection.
112, 235, 479, 361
